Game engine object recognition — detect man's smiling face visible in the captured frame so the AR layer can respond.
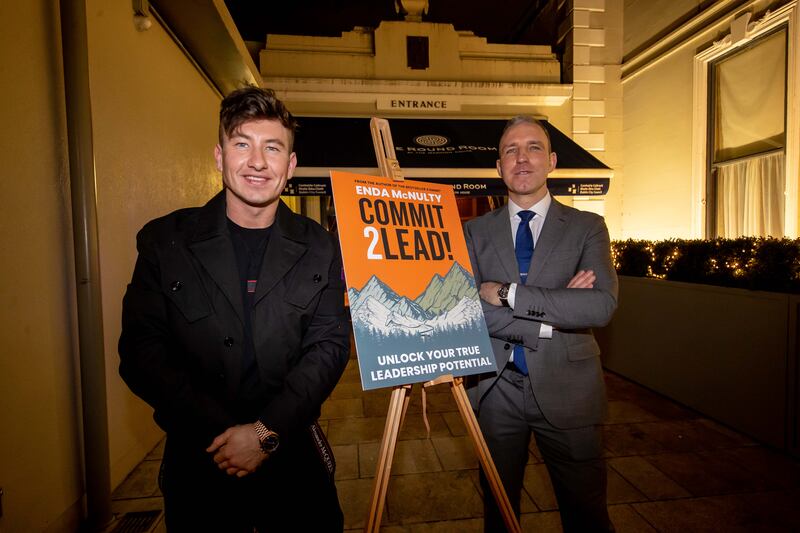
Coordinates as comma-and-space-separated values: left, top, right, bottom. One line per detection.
496, 121, 557, 207
215, 118, 296, 224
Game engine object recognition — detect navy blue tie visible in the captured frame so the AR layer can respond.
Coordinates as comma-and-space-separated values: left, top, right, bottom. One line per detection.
513, 210, 535, 375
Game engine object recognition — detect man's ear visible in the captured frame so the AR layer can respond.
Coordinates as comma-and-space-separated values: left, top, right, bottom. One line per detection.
287, 152, 298, 180
549, 151, 557, 171
496, 159, 503, 177
214, 144, 223, 172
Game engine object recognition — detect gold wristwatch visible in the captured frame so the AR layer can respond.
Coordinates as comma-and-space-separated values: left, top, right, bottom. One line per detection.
253, 421, 279, 454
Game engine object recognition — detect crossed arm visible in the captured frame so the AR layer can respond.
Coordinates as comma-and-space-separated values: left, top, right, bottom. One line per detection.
465, 214, 618, 350
479, 269, 597, 306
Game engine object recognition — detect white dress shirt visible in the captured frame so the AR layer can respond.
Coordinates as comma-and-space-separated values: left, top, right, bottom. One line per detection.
507, 194, 553, 340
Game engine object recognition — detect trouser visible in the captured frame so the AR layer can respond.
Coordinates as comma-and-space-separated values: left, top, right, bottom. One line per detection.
160, 429, 343, 532
478, 366, 613, 533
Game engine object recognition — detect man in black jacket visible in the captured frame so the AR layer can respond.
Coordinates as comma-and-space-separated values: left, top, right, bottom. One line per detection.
119, 87, 350, 531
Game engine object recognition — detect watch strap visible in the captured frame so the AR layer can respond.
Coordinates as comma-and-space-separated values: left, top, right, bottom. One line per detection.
253, 421, 279, 454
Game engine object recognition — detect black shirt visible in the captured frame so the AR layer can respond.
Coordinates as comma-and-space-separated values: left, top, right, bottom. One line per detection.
227, 218, 272, 417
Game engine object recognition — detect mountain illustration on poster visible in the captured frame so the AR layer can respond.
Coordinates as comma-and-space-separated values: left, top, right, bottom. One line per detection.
350, 260, 481, 334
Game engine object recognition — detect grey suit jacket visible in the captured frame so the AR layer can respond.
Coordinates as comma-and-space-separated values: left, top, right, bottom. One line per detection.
464, 198, 618, 429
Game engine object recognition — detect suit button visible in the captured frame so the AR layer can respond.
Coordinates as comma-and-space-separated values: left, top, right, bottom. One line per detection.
223, 336, 234, 347
504, 343, 511, 350
313, 274, 322, 282
170, 280, 182, 292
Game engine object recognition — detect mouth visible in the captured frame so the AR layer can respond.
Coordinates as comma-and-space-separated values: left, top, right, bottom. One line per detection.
243, 175, 270, 184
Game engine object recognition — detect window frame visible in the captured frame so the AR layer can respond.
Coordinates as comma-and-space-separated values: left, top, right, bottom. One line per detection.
706, 26, 788, 237
691, 1, 800, 238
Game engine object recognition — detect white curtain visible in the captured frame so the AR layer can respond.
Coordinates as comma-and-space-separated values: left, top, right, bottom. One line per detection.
716, 151, 785, 237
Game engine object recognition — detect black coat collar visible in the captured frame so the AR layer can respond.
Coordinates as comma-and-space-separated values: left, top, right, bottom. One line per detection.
187, 190, 310, 323
190, 190, 308, 245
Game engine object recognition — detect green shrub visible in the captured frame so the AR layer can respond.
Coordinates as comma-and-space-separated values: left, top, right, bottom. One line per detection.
611, 238, 800, 293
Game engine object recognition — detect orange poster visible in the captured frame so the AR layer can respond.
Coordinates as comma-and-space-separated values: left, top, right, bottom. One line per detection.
330, 171, 495, 390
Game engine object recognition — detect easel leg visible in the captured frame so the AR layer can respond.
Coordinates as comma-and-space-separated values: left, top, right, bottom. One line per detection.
364, 384, 411, 532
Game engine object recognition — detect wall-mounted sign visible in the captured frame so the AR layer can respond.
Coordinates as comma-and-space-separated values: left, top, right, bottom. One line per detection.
376, 96, 462, 112
545, 178, 610, 196
283, 179, 331, 196
283, 177, 610, 197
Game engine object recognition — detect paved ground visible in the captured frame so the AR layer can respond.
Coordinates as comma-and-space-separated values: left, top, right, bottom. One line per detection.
111, 350, 800, 532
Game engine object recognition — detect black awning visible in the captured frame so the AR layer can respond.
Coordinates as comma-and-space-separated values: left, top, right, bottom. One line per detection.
288, 117, 612, 196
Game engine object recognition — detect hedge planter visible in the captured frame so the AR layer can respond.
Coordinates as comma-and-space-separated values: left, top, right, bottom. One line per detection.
596, 276, 799, 456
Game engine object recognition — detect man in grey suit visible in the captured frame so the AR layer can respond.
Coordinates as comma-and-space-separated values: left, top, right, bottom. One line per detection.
464, 116, 618, 532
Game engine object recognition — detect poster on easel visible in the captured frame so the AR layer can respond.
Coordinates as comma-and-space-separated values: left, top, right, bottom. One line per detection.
330, 170, 496, 390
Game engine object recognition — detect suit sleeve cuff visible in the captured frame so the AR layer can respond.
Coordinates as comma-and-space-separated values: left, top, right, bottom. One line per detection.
508, 283, 517, 309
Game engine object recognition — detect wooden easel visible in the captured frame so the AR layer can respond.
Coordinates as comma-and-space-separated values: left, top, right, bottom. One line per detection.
363, 118, 521, 533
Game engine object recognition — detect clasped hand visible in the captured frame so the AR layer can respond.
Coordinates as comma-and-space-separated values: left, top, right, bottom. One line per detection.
206, 424, 267, 478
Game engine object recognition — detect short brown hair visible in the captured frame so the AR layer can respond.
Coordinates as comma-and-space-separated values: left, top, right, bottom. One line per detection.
218, 86, 298, 149
499, 115, 553, 154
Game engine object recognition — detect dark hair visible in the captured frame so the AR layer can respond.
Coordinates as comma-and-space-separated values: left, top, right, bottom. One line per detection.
499, 115, 553, 154
218, 86, 297, 149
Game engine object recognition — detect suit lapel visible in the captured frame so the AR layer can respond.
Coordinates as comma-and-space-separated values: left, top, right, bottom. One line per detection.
188, 192, 245, 326
487, 206, 519, 282
528, 198, 570, 284
254, 201, 308, 304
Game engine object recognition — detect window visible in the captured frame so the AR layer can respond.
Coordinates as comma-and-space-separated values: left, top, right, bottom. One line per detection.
407, 36, 429, 70
691, 3, 799, 238
708, 29, 787, 237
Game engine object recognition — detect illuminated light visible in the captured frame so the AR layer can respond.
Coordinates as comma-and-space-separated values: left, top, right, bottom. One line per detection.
609, 237, 800, 291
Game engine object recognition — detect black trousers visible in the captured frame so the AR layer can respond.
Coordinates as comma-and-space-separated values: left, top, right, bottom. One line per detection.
160, 431, 343, 532
478, 367, 613, 533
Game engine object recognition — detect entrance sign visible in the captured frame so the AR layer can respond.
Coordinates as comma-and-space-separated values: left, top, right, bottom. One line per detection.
330, 170, 496, 390
376, 95, 462, 111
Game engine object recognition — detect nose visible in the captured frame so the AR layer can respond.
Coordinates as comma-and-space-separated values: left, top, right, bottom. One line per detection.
516, 149, 529, 162
248, 148, 266, 170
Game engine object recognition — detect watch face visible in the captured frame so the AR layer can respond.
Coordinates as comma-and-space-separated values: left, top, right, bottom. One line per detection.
261, 433, 280, 453
498, 285, 509, 298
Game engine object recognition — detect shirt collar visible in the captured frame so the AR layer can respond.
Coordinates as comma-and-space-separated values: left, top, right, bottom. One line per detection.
508, 192, 552, 221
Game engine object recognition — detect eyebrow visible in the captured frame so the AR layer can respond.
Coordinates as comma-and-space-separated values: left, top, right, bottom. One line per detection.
264, 138, 287, 148
502, 139, 545, 150
229, 131, 287, 148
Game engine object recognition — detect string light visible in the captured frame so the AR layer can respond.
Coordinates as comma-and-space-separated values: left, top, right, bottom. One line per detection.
610, 237, 800, 292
